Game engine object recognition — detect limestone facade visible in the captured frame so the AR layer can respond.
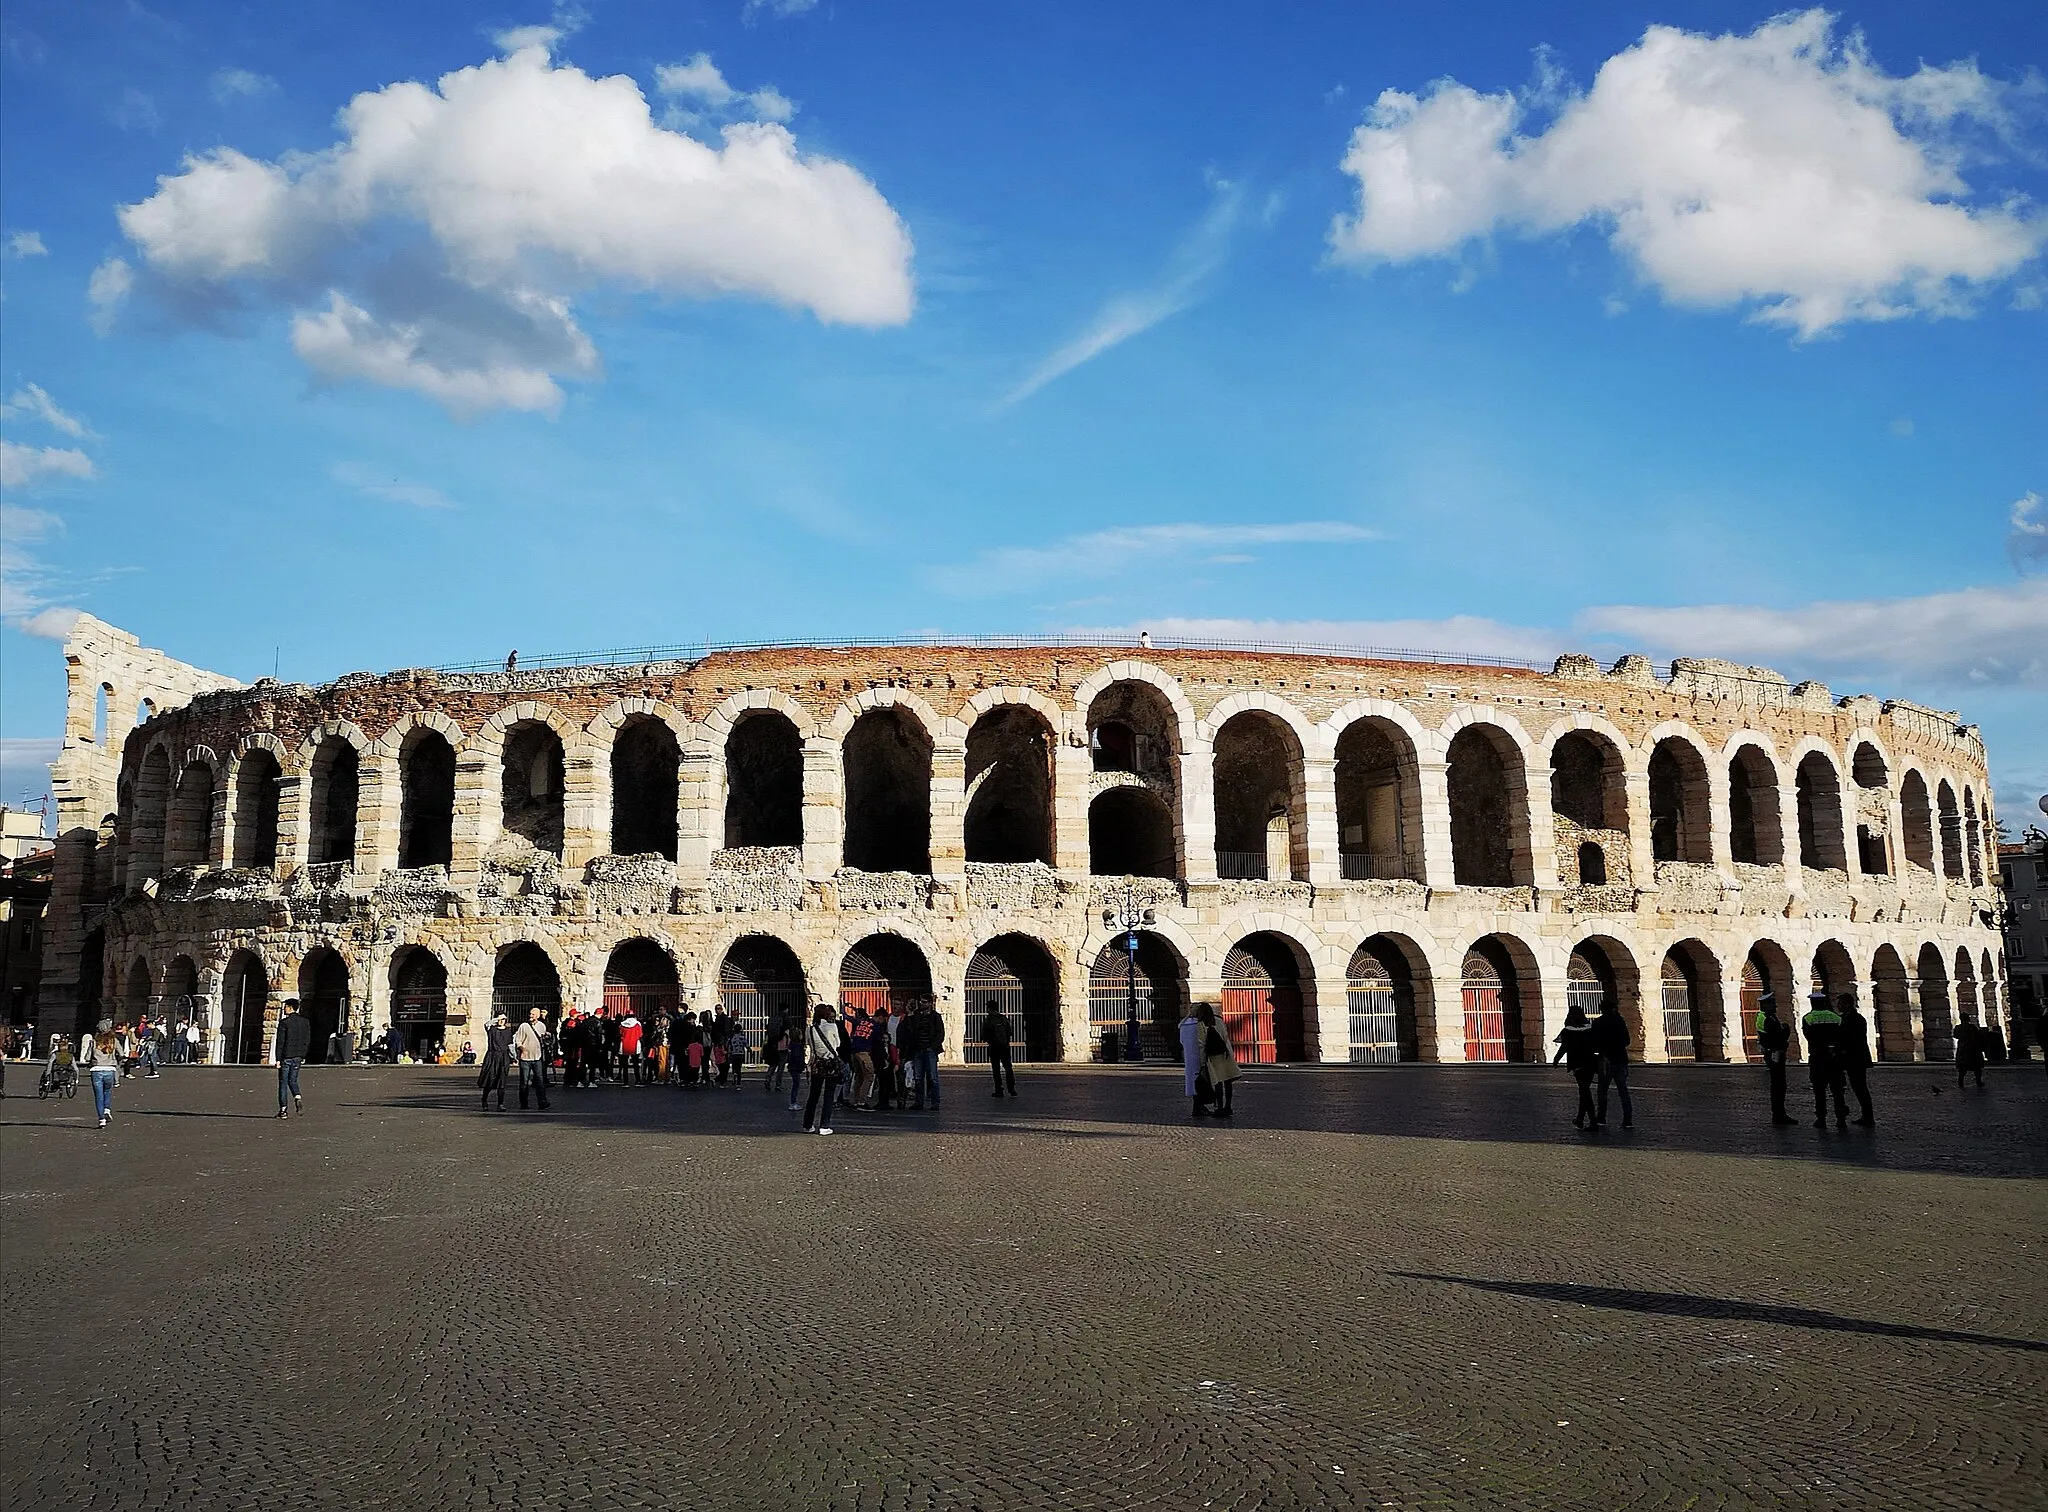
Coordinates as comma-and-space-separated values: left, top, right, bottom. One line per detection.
45, 616, 2010, 1066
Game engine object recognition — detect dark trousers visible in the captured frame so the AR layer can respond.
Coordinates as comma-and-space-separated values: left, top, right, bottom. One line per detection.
1811, 1065, 1846, 1122
1957, 1061, 1983, 1088
1844, 1063, 1872, 1121
1571, 1066, 1597, 1126
519, 1061, 550, 1109
277, 1058, 302, 1107
803, 1071, 839, 1130
1767, 1058, 1789, 1119
913, 1049, 941, 1107
989, 1048, 1015, 1095
1596, 1057, 1632, 1126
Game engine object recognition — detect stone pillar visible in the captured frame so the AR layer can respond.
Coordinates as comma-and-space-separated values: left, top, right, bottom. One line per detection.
450, 755, 492, 891
930, 736, 966, 881
1179, 745, 1216, 883
1431, 954, 1470, 1063
676, 745, 718, 881
1623, 768, 1656, 891
561, 742, 602, 870
1051, 737, 1091, 876
1302, 750, 1340, 887
1775, 782, 1805, 896
1522, 766, 1558, 890
801, 739, 840, 882
358, 755, 400, 877
1058, 950, 1093, 1063
1313, 965, 1350, 1062
1414, 760, 1456, 890
207, 769, 231, 868
274, 773, 306, 875
1706, 764, 1735, 877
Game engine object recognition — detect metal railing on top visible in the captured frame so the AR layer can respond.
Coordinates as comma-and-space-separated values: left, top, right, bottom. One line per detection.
1340, 852, 1407, 881
1215, 851, 1267, 881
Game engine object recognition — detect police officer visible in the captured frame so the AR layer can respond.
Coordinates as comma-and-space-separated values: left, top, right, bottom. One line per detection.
1755, 991, 1796, 1125
1836, 990, 1876, 1127
1801, 989, 1847, 1129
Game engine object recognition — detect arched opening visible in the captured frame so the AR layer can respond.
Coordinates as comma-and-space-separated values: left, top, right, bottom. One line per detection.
1647, 738, 1712, 864
166, 762, 216, 870
964, 707, 1054, 865
1898, 770, 1935, 871
137, 697, 155, 726
839, 934, 933, 1020
232, 750, 281, 868
1446, 725, 1527, 887
1954, 948, 1979, 1026
500, 722, 565, 859
1347, 934, 1429, 1062
1794, 752, 1846, 872
393, 946, 452, 1057
1739, 940, 1799, 1063
609, 717, 679, 860
123, 956, 153, 1022
1550, 731, 1628, 887
1963, 790, 1984, 886
1087, 682, 1178, 779
1812, 939, 1856, 1003
297, 948, 350, 1064
1851, 745, 1890, 874
1851, 742, 1888, 790
1726, 745, 1784, 866
309, 738, 360, 866
1935, 781, 1963, 879
1087, 931, 1185, 1061
399, 730, 456, 869
602, 938, 680, 1020
965, 934, 1061, 1063
843, 709, 931, 874
1982, 949, 2000, 1036
1335, 718, 1422, 881
131, 747, 171, 884
491, 943, 559, 1039
718, 935, 808, 1043
1088, 787, 1175, 878
1460, 937, 1529, 1063
724, 711, 803, 849
1917, 944, 1953, 1060
1211, 712, 1305, 882
1221, 932, 1314, 1064
1871, 945, 1913, 1062
222, 951, 271, 1065
93, 682, 109, 744
1654, 942, 1720, 1057
1568, 937, 1643, 1056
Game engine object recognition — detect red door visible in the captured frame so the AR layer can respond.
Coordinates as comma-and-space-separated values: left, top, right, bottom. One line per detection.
1463, 985, 1507, 1061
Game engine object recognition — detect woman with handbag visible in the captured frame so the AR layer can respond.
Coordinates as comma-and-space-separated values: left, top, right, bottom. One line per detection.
1197, 1003, 1239, 1119
803, 1004, 845, 1135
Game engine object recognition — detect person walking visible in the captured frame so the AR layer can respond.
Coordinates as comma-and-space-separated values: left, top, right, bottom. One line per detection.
274, 997, 312, 1119
1591, 997, 1633, 1129
477, 1012, 514, 1111
1801, 990, 1847, 1128
762, 1008, 787, 1096
1755, 991, 1797, 1125
1955, 1018, 1986, 1089
619, 1010, 643, 1085
513, 1007, 552, 1111
982, 999, 1015, 1098
79, 1019, 121, 1129
1196, 1003, 1238, 1118
803, 1005, 844, 1135
1551, 1003, 1599, 1130
1179, 1006, 1205, 1111
1836, 991, 1876, 1126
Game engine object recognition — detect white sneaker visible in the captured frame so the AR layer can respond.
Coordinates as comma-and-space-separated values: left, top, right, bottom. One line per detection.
293, 1095, 303, 1112
817, 1126, 834, 1135
98, 1116, 108, 1128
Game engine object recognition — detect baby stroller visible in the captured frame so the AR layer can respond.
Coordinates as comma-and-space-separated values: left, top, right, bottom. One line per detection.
39, 1043, 79, 1099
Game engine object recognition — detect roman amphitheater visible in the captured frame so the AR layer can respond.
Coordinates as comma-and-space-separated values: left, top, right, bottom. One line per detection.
41, 614, 2010, 1070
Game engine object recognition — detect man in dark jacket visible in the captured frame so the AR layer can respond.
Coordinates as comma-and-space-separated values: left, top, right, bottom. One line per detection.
1591, 998, 1633, 1129
1836, 991, 1875, 1126
275, 997, 312, 1120
981, 999, 1016, 1097
1801, 990, 1847, 1128
1755, 992, 1797, 1125
909, 998, 945, 1110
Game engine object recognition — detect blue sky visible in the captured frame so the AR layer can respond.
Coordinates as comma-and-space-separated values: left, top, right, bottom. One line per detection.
2, 0, 2044, 823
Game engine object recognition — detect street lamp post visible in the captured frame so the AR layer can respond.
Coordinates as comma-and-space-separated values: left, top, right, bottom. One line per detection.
1102, 882, 1156, 1063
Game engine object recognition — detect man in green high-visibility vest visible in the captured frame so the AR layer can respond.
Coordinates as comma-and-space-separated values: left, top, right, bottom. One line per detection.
1801, 990, 1847, 1129
1754, 991, 1796, 1126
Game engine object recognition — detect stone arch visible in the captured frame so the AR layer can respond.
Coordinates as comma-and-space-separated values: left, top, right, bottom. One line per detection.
1897, 768, 1936, 872
1210, 708, 1308, 881
1917, 943, 1953, 1059
302, 727, 366, 867
165, 755, 219, 870
1792, 747, 1847, 872
608, 715, 680, 860
160, 955, 199, 1022
220, 948, 273, 1065
1221, 930, 1317, 1063
1567, 934, 1645, 1056
491, 941, 562, 1033
467, 700, 582, 758
960, 683, 1070, 737
1981, 948, 2000, 1032
1812, 938, 1858, 1003
1346, 932, 1434, 1062
1087, 928, 1187, 1062
1071, 660, 1197, 751
122, 953, 154, 1020
842, 705, 932, 873
1962, 787, 1984, 886
964, 703, 1055, 865
1660, 939, 1725, 1062
295, 945, 353, 1062
1871, 944, 1913, 1062
131, 744, 172, 884
495, 719, 567, 860
229, 739, 284, 869
1088, 787, 1176, 878
1724, 738, 1786, 867
394, 724, 458, 870
717, 933, 808, 1042
1331, 708, 1427, 882
390, 944, 452, 1056
1953, 946, 1979, 1025
1738, 939, 1800, 1063
1850, 737, 1890, 791
1547, 722, 1631, 887
838, 933, 934, 1025
965, 932, 1062, 1063
1461, 933, 1541, 1062
1644, 726, 1714, 865
602, 936, 682, 1020
1935, 780, 1963, 879
722, 708, 805, 851
822, 686, 948, 744
1443, 716, 1533, 887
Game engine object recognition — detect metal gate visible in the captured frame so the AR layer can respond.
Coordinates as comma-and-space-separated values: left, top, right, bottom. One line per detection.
1346, 946, 1398, 1064
1660, 968, 1697, 1062
1222, 943, 1305, 1065
964, 946, 1058, 1064
719, 939, 808, 1047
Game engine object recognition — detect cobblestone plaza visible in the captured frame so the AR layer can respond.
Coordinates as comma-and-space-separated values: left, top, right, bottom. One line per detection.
4, 1062, 2043, 1511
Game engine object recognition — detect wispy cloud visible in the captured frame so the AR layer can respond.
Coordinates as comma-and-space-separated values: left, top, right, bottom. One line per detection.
0, 736, 61, 810
1, 383, 91, 438
654, 52, 795, 125
330, 462, 457, 510
2009, 491, 2046, 573
999, 177, 1246, 408
87, 257, 131, 336
0, 502, 81, 638
743, 0, 819, 22
927, 520, 1378, 596
5, 230, 45, 257
0, 440, 94, 489
210, 67, 277, 103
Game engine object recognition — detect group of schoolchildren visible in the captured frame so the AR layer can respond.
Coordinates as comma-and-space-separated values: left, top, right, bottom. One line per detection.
552, 1005, 751, 1088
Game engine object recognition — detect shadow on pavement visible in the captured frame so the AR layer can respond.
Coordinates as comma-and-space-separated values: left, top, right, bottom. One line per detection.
1390, 1271, 2048, 1353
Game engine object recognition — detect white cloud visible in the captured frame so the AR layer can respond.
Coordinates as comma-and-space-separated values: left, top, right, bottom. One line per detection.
112, 87, 162, 133
1002, 178, 1245, 406
1, 384, 90, 438
0, 737, 62, 809
87, 257, 132, 335
5, 230, 46, 257
15, 607, 81, 640
2009, 491, 2047, 572
1077, 613, 1562, 664
329, 460, 457, 509
110, 42, 912, 413
1329, 11, 2047, 335
744, 0, 819, 20
210, 67, 277, 103
928, 521, 1379, 595
0, 440, 94, 489
0, 504, 81, 638
655, 53, 796, 123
